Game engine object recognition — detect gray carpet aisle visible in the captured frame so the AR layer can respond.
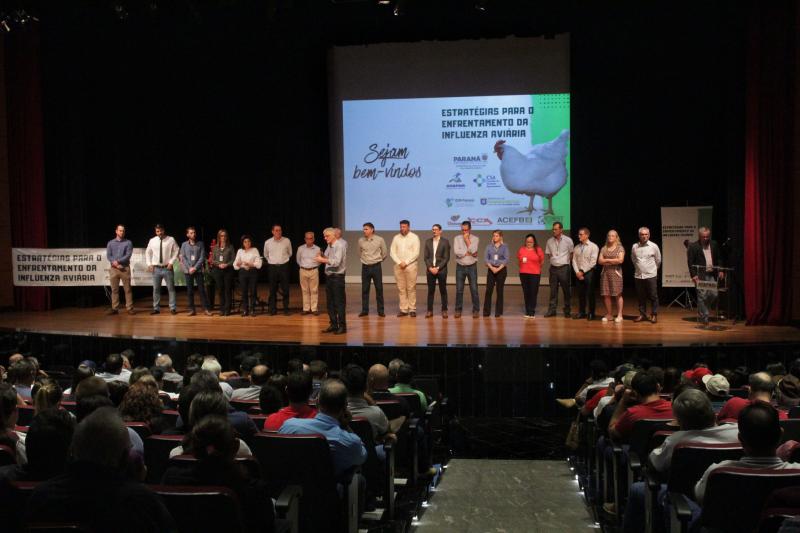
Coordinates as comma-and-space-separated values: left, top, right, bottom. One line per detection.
413, 459, 597, 533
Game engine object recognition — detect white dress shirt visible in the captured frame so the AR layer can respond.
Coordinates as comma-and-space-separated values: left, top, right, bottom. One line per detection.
545, 235, 574, 266
145, 235, 179, 267
296, 244, 321, 269
572, 240, 599, 274
432, 237, 440, 266
233, 248, 263, 270
390, 232, 421, 265
648, 423, 740, 473
263, 237, 292, 265
631, 240, 662, 279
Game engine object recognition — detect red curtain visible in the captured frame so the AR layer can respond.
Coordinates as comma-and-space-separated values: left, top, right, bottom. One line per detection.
744, 0, 797, 325
5, 27, 50, 311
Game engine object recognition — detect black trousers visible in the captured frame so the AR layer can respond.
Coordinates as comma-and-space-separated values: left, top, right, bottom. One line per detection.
238, 269, 259, 314
326, 273, 346, 329
520, 273, 541, 316
267, 263, 290, 312
548, 264, 572, 314
576, 269, 596, 315
361, 263, 384, 314
426, 267, 448, 312
483, 268, 507, 315
210, 267, 234, 314
635, 277, 659, 316
185, 271, 210, 311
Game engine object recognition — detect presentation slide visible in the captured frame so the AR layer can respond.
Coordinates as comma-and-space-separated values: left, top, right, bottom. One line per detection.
343, 93, 570, 231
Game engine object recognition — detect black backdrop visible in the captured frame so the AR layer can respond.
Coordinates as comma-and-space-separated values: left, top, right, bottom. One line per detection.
31, 0, 746, 309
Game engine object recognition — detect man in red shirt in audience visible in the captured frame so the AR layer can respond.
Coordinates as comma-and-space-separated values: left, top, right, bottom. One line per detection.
263, 371, 317, 431
717, 371, 788, 423
609, 371, 673, 442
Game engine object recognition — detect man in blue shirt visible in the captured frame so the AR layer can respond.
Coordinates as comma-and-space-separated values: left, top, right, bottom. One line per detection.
106, 224, 135, 315
280, 379, 367, 478
179, 226, 211, 316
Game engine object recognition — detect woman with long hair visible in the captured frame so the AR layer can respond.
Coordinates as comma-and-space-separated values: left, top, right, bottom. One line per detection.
517, 233, 545, 318
599, 230, 625, 323
33, 379, 63, 415
210, 229, 236, 316
233, 235, 262, 317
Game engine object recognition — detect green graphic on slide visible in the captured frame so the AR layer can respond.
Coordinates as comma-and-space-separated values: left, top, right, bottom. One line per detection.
530, 94, 570, 230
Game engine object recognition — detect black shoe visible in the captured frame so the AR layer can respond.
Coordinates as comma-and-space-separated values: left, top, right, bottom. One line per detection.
573, 313, 587, 320
358, 312, 368, 317
106, 309, 119, 315
409, 312, 416, 317
587, 313, 595, 321
150, 309, 160, 315
187, 309, 196, 316
170, 309, 177, 315
543, 311, 556, 318
563, 311, 571, 318
334, 327, 347, 335
312, 311, 320, 316
284, 310, 290, 316
322, 325, 338, 333
483, 312, 491, 317
301, 310, 310, 315
127, 309, 136, 315
241, 312, 248, 317
250, 311, 257, 317
378, 312, 385, 317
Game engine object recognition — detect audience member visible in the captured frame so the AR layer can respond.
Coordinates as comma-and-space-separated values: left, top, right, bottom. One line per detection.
8, 359, 35, 401
200, 358, 234, 400
231, 364, 270, 401
766, 362, 788, 384
107, 380, 130, 407
259, 384, 287, 416
609, 371, 672, 442
309, 359, 329, 400
33, 379, 63, 415
390, 363, 429, 411
701, 373, 731, 410
170, 391, 252, 458
342, 364, 391, 440
717, 372, 788, 423
74, 377, 144, 456
64, 363, 95, 399
25, 407, 174, 532
264, 371, 317, 431
128, 366, 152, 386
280, 379, 367, 478
154, 353, 183, 387
368, 363, 410, 421
96, 353, 132, 384
120, 379, 166, 434
0, 408, 75, 482
387, 358, 404, 387
777, 359, 800, 408
661, 367, 681, 394
0, 382, 26, 464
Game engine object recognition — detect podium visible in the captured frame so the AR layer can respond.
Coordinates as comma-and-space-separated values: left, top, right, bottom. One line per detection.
691, 265, 735, 323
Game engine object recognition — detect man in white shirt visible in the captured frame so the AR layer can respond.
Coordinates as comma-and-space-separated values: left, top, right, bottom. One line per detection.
452, 220, 480, 318
145, 224, 179, 315
572, 227, 599, 320
295, 231, 321, 316
263, 224, 292, 316
631, 227, 662, 323
544, 222, 574, 318
389, 219, 421, 317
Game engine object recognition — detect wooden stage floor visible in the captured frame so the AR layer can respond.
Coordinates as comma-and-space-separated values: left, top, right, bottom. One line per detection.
0, 285, 797, 348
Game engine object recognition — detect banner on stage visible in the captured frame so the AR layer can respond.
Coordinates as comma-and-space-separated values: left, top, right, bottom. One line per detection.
660, 206, 713, 288
11, 248, 185, 287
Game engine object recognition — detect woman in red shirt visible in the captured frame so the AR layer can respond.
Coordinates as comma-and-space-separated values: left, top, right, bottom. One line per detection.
517, 233, 545, 318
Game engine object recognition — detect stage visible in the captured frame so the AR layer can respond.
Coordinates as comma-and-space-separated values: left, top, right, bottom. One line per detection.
2, 284, 798, 418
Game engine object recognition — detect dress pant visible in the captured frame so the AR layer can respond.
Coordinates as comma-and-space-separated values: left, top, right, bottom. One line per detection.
426, 267, 448, 312
267, 263, 290, 312
520, 273, 541, 316
576, 269, 596, 315
455, 263, 479, 313
109, 266, 133, 310
185, 271, 210, 311
635, 276, 659, 316
299, 267, 319, 312
325, 273, 346, 329
210, 267, 234, 315
361, 263, 384, 314
696, 271, 718, 321
238, 269, 259, 314
483, 268, 507, 315
394, 263, 418, 313
548, 264, 571, 314
152, 266, 176, 311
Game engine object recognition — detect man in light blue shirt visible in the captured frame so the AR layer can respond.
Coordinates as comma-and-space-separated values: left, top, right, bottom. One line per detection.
280, 379, 367, 479
105, 224, 135, 315
315, 227, 347, 334
179, 226, 211, 316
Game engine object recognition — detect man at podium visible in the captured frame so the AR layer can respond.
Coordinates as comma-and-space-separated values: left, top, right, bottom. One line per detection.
686, 227, 724, 326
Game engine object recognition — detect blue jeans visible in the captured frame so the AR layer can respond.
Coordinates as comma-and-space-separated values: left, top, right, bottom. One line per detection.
696, 271, 718, 320
152, 267, 176, 311
455, 263, 479, 312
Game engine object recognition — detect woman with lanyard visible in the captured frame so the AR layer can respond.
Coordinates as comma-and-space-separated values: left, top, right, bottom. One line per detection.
483, 230, 509, 317
209, 229, 236, 316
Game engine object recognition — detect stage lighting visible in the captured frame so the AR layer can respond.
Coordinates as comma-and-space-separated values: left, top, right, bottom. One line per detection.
475, 0, 488, 11
378, 0, 391, 4
392, 0, 406, 16
0, 14, 10, 32
113, 3, 129, 21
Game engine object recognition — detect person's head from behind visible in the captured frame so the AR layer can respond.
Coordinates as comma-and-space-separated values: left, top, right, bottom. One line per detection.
149, 366, 165, 389
749, 371, 776, 399
9, 359, 35, 386
286, 371, 312, 405
309, 360, 328, 381
251, 365, 270, 386
72, 407, 130, 471
672, 388, 715, 431
75, 376, 109, 402
341, 364, 367, 397
388, 358, 404, 383
201, 358, 223, 378
183, 365, 201, 386
105, 353, 123, 375
631, 371, 660, 401
240, 356, 259, 378
178, 385, 200, 429
662, 367, 681, 394
120, 380, 162, 424
154, 354, 174, 372
738, 402, 782, 456
367, 364, 390, 392
185, 415, 237, 465
129, 366, 152, 386
188, 390, 228, 428
26, 408, 75, 479
70, 364, 95, 395
589, 359, 608, 381
396, 363, 415, 386
766, 362, 787, 378
259, 385, 286, 415
318, 379, 348, 418
34, 379, 63, 414
107, 381, 129, 407
287, 358, 304, 374
191, 369, 221, 393
0, 382, 18, 429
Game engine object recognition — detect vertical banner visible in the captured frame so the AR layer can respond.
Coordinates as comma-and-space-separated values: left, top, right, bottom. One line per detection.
660, 206, 713, 287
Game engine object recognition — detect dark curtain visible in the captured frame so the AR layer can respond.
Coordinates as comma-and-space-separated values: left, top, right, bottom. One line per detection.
744, 0, 797, 325
5, 27, 50, 311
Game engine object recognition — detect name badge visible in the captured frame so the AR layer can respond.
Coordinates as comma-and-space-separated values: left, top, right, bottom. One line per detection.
522, 257, 528, 263
493, 254, 499, 261
191, 255, 195, 262
219, 255, 223, 262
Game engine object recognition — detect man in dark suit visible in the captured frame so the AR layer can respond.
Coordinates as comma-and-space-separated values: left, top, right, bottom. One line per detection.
686, 227, 724, 326
424, 224, 450, 318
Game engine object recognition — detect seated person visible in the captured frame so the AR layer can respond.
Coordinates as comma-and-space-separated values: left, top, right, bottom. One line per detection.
558, 359, 613, 408
74, 377, 144, 457
231, 364, 270, 401
263, 371, 317, 431
701, 373, 731, 411
33, 379, 64, 415
169, 391, 252, 459
95, 353, 132, 384
0, 408, 75, 482
717, 372, 788, 423
259, 384, 287, 417
63, 363, 95, 399
776, 358, 800, 408
119, 377, 168, 434
280, 379, 367, 479
154, 353, 183, 388
342, 364, 393, 439
187, 370, 258, 441
162, 415, 274, 533
0, 382, 26, 464
609, 371, 673, 443
309, 360, 328, 401
389, 363, 429, 412
25, 407, 174, 532
8, 359, 36, 401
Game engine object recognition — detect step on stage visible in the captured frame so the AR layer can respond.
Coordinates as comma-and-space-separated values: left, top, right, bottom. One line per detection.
2, 284, 798, 417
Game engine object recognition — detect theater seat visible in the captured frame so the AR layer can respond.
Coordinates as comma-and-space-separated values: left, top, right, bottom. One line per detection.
149, 485, 246, 533
781, 419, 800, 443
168, 454, 263, 481
248, 413, 267, 430
251, 432, 359, 533
377, 400, 419, 485
350, 416, 395, 520
125, 422, 152, 439
17, 405, 35, 427
0, 443, 15, 466
670, 467, 800, 533
230, 399, 259, 413
161, 409, 179, 429
143, 434, 184, 483
393, 392, 422, 418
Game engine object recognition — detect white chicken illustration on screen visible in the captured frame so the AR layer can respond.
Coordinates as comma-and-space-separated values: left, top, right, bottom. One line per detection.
493, 129, 570, 215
